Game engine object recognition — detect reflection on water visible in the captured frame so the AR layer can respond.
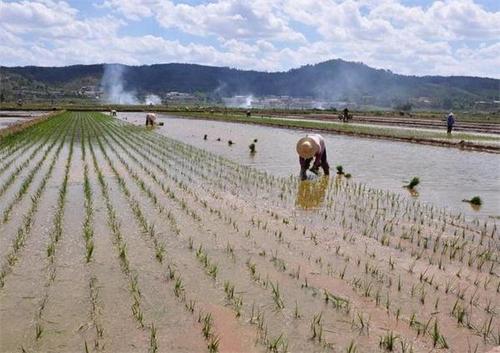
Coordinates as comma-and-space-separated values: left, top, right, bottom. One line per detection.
296, 177, 329, 209
116, 112, 500, 219
0, 111, 46, 130
0, 118, 25, 129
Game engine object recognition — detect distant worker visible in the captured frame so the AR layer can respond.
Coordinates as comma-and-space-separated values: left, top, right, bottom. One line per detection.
145, 113, 157, 126
342, 108, 350, 122
111, 110, 117, 116
447, 112, 455, 134
296, 134, 330, 181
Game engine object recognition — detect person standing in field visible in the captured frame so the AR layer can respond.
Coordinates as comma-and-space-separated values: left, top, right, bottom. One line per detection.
342, 107, 350, 122
296, 134, 330, 180
447, 112, 455, 134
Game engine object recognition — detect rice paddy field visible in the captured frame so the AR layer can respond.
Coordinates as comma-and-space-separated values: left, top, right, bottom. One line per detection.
0, 111, 498, 353
0, 111, 47, 130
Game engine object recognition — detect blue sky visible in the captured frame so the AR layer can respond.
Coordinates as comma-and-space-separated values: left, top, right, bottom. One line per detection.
1, 0, 499, 78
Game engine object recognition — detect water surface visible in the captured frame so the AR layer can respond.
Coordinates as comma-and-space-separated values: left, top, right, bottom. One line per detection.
117, 112, 500, 219
0, 111, 46, 130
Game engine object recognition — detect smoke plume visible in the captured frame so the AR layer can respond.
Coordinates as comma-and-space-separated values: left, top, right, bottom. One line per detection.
144, 94, 162, 105
101, 64, 138, 104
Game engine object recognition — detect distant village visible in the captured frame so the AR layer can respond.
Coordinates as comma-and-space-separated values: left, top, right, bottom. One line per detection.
4, 81, 500, 112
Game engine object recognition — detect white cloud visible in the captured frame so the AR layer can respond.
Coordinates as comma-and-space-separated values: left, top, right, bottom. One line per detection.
98, 0, 156, 20
154, 0, 306, 43
0, 0, 499, 78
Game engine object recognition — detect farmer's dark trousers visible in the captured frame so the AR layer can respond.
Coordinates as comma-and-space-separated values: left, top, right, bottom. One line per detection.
299, 150, 330, 180
447, 126, 453, 133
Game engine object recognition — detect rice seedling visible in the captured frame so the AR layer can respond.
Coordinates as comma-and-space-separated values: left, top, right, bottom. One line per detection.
346, 341, 357, 353
208, 335, 220, 353
270, 281, 284, 310
323, 290, 350, 312
267, 333, 288, 353
351, 311, 370, 335
145, 322, 157, 353
430, 319, 448, 348
310, 312, 323, 342
174, 276, 185, 298
35, 322, 43, 340
379, 331, 398, 351
404, 177, 420, 190
462, 196, 482, 206
294, 300, 301, 319
224, 281, 235, 300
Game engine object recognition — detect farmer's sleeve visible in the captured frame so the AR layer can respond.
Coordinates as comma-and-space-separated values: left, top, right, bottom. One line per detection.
313, 139, 326, 168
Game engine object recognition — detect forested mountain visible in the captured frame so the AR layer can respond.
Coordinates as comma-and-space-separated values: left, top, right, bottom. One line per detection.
1, 59, 499, 108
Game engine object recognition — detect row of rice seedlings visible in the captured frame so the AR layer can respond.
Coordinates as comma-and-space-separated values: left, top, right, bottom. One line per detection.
98, 120, 193, 193
188, 173, 468, 346
348, 258, 473, 346
244, 188, 496, 340
0, 116, 77, 288
98, 121, 266, 352
104, 121, 238, 239
344, 186, 492, 268
127, 115, 474, 350
102, 123, 290, 314
108, 137, 328, 350
1, 121, 68, 223
93, 115, 229, 351
102, 116, 295, 351
98, 116, 209, 296
88, 115, 220, 352
0, 115, 65, 178
183, 124, 492, 346
107, 118, 398, 349
95, 121, 196, 234
45, 120, 76, 263
87, 275, 104, 350
33, 115, 77, 343
198, 312, 220, 353
108, 113, 492, 350
107, 117, 275, 197
0, 112, 67, 163
78, 115, 105, 350
0, 112, 64, 161
86, 120, 168, 267
195, 245, 219, 280
0, 119, 66, 200
85, 119, 157, 348
113, 116, 274, 202
82, 162, 94, 263
141, 133, 488, 350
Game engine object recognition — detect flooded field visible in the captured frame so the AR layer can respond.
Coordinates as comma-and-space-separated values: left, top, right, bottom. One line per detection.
0, 111, 498, 353
0, 111, 47, 130
117, 112, 500, 219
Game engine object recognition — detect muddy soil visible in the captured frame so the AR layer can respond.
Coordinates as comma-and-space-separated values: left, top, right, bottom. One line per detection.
0, 111, 498, 353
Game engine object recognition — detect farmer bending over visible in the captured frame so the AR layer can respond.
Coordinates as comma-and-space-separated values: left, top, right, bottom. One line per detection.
296, 134, 330, 181
145, 113, 156, 126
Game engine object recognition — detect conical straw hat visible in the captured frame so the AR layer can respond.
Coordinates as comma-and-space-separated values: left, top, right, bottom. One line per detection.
296, 136, 319, 159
